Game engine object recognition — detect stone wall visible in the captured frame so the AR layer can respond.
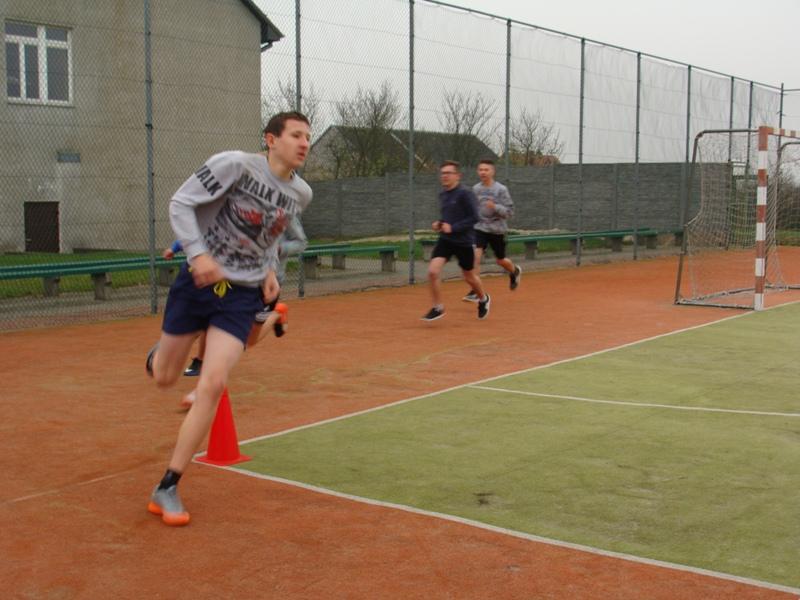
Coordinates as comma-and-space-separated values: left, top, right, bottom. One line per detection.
302, 162, 698, 238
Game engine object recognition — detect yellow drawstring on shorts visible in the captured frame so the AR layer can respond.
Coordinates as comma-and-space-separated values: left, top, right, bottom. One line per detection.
213, 280, 231, 298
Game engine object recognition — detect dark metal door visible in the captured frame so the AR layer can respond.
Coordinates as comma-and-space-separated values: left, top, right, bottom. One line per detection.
24, 202, 60, 252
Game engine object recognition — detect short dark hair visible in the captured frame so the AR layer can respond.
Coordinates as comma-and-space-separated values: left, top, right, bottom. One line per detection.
478, 158, 495, 166
263, 111, 310, 137
439, 160, 460, 172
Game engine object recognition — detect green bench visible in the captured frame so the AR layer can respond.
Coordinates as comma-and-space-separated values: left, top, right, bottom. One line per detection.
421, 228, 668, 262
508, 229, 661, 259
581, 229, 660, 252
420, 239, 438, 261
304, 242, 352, 268
306, 243, 351, 251
299, 245, 399, 279
666, 228, 684, 246
0, 256, 185, 300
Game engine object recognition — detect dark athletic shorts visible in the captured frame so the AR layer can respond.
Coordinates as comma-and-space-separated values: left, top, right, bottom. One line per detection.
432, 238, 476, 271
161, 264, 264, 347
474, 230, 507, 259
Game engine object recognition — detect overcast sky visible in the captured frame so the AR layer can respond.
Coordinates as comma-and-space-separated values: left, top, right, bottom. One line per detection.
451, 0, 797, 88
257, 0, 800, 131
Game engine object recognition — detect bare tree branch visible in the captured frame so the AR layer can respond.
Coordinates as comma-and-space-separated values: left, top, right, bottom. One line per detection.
261, 80, 321, 129
328, 81, 404, 177
437, 90, 498, 166
508, 107, 564, 165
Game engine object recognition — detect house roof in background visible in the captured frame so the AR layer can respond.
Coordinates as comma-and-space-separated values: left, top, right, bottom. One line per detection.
389, 129, 499, 162
311, 126, 498, 166
238, 0, 284, 49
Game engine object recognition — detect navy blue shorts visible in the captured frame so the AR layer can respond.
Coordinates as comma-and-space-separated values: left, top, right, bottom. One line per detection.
475, 230, 507, 259
432, 238, 475, 271
161, 264, 264, 347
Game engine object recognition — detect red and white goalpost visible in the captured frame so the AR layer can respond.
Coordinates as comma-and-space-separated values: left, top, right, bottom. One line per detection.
675, 126, 800, 310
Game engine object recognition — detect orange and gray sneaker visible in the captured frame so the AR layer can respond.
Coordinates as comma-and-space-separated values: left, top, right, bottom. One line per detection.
274, 303, 288, 337
147, 485, 190, 526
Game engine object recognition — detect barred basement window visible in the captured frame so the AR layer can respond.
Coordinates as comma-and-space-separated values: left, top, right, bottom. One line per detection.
5, 21, 72, 104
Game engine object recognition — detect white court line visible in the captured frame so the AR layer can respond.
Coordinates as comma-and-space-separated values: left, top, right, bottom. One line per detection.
3, 469, 139, 506
232, 309, 763, 447
469, 385, 800, 418
203, 461, 800, 596
192, 302, 800, 595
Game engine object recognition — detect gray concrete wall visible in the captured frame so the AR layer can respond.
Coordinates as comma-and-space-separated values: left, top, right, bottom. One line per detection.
301, 162, 699, 239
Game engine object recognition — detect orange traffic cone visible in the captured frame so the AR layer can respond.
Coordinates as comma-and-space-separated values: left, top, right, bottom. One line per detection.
274, 303, 288, 337
196, 388, 251, 466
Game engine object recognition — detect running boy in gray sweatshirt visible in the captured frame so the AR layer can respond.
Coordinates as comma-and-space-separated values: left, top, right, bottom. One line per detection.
144, 111, 312, 526
463, 158, 521, 302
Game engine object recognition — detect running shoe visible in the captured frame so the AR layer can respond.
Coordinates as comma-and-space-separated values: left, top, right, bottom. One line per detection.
510, 265, 522, 290
147, 485, 190, 526
183, 357, 202, 377
421, 307, 445, 321
477, 294, 491, 319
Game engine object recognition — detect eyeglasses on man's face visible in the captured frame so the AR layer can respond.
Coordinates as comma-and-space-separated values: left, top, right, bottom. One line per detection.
439, 171, 458, 176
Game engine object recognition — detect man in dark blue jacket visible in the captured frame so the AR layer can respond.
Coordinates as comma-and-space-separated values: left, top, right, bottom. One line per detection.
422, 160, 491, 321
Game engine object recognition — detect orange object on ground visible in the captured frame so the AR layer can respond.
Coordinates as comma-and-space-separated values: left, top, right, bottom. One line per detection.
275, 302, 288, 324
195, 388, 251, 466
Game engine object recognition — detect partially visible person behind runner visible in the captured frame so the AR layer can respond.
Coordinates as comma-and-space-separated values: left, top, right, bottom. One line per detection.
252, 210, 307, 338
163, 241, 204, 376
463, 158, 521, 303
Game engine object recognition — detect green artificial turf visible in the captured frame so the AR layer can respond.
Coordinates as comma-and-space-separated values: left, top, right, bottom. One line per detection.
240, 303, 800, 588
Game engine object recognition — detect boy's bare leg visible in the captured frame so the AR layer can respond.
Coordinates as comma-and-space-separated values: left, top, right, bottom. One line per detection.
183, 313, 279, 408
245, 322, 264, 349
427, 256, 446, 307
168, 326, 244, 472
462, 269, 486, 300
496, 257, 515, 273
148, 327, 243, 526
152, 331, 200, 388
474, 247, 484, 270
251, 312, 281, 346
197, 330, 207, 356
465, 248, 484, 297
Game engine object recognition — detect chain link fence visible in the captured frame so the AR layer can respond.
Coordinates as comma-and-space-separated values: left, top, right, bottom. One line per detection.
1, 0, 798, 330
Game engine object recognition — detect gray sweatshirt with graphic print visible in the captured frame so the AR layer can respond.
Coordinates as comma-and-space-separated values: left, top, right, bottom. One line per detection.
169, 151, 312, 286
472, 180, 514, 234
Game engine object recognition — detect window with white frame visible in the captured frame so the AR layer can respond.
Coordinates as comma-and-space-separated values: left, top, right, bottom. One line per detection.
5, 21, 72, 104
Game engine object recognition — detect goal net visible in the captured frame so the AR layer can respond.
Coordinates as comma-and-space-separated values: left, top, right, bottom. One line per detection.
675, 127, 800, 309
